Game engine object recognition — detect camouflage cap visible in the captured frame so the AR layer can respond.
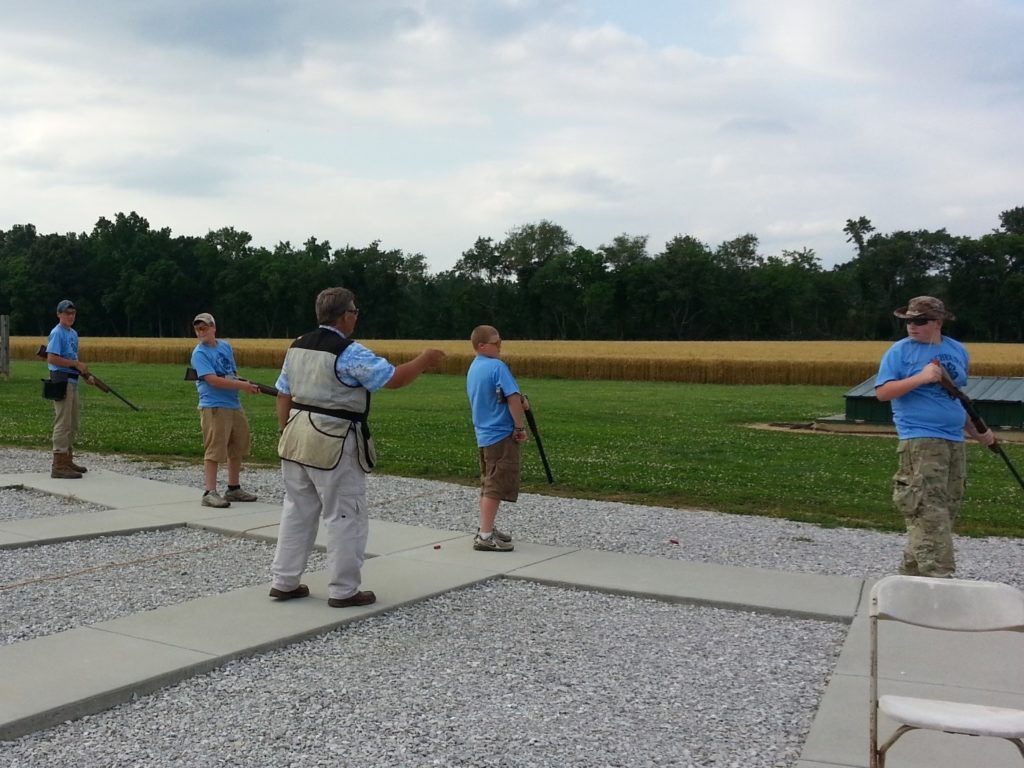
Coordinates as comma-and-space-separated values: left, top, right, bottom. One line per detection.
893, 296, 955, 321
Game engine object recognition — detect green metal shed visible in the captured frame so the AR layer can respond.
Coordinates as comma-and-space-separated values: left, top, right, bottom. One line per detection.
843, 376, 1024, 428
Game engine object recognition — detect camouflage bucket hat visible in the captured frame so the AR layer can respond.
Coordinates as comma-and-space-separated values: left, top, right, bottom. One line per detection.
893, 296, 955, 321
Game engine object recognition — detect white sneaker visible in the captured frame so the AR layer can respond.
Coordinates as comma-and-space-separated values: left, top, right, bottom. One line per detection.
201, 491, 231, 508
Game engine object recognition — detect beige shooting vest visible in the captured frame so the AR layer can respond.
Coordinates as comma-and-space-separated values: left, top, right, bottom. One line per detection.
277, 328, 376, 472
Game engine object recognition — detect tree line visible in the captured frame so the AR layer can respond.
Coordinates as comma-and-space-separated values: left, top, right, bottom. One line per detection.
1, 208, 1022, 342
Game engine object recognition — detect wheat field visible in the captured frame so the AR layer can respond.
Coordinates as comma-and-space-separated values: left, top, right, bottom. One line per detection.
11, 337, 1024, 385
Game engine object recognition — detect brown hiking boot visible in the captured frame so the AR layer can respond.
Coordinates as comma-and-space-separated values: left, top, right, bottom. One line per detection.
51, 452, 82, 479
67, 448, 87, 474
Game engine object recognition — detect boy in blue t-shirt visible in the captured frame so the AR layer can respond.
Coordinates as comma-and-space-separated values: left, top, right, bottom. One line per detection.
466, 325, 529, 551
45, 299, 92, 478
191, 312, 261, 508
875, 296, 994, 577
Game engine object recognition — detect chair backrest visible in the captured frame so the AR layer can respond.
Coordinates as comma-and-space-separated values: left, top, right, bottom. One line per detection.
870, 575, 1024, 632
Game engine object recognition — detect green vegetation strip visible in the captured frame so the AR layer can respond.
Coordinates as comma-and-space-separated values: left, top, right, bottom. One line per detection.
2, 362, 1021, 537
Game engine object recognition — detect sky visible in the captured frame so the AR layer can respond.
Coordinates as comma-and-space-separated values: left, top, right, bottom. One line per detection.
2, 0, 1022, 273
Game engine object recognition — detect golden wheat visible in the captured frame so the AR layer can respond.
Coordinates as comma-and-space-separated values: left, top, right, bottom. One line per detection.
12, 337, 1024, 385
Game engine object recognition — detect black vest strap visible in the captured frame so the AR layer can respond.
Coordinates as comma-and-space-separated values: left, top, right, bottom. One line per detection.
290, 401, 367, 422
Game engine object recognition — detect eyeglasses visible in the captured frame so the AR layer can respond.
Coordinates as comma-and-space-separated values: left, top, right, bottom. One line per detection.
485, 339, 502, 346
345, 308, 360, 316
193, 323, 211, 331
905, 317, 934, 326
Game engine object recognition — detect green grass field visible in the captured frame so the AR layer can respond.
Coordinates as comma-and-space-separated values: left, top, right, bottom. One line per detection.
2, 360, 1022, 537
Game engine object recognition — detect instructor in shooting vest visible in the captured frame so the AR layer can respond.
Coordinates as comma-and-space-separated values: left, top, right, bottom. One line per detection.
268, 287, 445, 607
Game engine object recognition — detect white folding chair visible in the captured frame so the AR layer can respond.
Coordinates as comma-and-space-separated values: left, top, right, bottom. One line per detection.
869, 575, 1024, 767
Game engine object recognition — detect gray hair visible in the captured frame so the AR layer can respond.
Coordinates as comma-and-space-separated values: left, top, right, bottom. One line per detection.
315, 287, 356, 325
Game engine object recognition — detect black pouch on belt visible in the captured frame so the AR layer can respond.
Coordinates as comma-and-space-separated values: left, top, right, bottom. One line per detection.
42, 379, 68, 400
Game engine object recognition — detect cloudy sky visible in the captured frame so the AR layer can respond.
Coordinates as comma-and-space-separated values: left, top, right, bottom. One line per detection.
2, 0, 1022, 272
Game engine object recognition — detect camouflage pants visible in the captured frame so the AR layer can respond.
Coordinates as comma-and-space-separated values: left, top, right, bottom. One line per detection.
892, 438, 966, 578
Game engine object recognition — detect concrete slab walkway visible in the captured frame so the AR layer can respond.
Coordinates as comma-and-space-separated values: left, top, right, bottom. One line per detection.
2, 470, 1022, 767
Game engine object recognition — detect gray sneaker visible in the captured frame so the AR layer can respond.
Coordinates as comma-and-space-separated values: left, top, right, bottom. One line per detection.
478, 527, 512, 543
224, 488, 258, 502
473, 533, 514, 552
201, 491, 231, 508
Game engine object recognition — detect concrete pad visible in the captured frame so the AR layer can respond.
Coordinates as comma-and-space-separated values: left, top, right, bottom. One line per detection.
0, 508, 183, 548
835, 611, 1024, 693
367, 520, 480, 556
0, 501, 281, 549
0, 627, 214, 740
0, 530, 36, 548
94, 556, 497, 658
393, 539, 578, 574
800, 672, 1024, 767
508, 549, 865, 621
1, 469, 199, 507
186, 506, 285, 541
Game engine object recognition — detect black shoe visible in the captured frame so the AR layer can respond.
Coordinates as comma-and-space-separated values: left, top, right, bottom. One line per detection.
269, 585, 309, 601
328, 590, 377, 607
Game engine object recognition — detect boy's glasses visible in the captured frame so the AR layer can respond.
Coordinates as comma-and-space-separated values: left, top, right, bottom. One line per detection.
905, 317, 934, 326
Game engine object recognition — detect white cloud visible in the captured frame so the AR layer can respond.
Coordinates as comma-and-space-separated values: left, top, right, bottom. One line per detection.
0, 0, 1022, 272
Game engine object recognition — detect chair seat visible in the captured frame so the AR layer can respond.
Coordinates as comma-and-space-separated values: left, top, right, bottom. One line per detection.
880, 694, 1024, 739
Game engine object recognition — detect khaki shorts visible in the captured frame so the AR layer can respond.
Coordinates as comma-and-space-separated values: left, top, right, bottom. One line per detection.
200, 407, 251, 463
479, 435, 521, 502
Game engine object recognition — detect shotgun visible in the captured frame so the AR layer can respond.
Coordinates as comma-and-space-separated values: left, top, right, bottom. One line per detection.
933, 359, 1024, 494
184, 367, 279, 396
37, 345, 140, 410
498, 386, 555, 484
524, 406, 555, 484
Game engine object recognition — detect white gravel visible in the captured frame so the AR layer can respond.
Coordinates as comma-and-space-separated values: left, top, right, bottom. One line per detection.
1, 446, 1021, 767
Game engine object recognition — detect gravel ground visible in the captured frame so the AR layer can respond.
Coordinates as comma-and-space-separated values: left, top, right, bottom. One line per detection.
0, 487, 109, 521
1, 527, 328, 645
3, 447, 1021, 589
1, 446, 1021, 767
0, 581, 844, 768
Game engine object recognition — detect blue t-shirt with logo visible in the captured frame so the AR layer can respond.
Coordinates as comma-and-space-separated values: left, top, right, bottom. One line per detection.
875, 335, 969, 441
46, 324, 80, 383
466, 355, 520, 448
191, 339, 242, 409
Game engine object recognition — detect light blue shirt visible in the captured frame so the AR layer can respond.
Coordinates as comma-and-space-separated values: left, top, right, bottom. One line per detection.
46, 324, 80, 383
875, 335, 969, 441
275, 326, 395, 395
191, 339, 242, 409
466, 355, 521, 448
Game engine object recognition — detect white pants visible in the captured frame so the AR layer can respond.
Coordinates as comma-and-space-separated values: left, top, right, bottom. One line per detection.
270, 432, 369, 600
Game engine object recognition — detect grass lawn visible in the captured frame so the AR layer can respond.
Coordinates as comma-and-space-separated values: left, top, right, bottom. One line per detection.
2, 361, 1022, 537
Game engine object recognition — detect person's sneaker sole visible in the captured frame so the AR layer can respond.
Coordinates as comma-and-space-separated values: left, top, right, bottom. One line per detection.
224, 490, 258, 502
269, 585, 310, 600
328, 590, 377, 608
